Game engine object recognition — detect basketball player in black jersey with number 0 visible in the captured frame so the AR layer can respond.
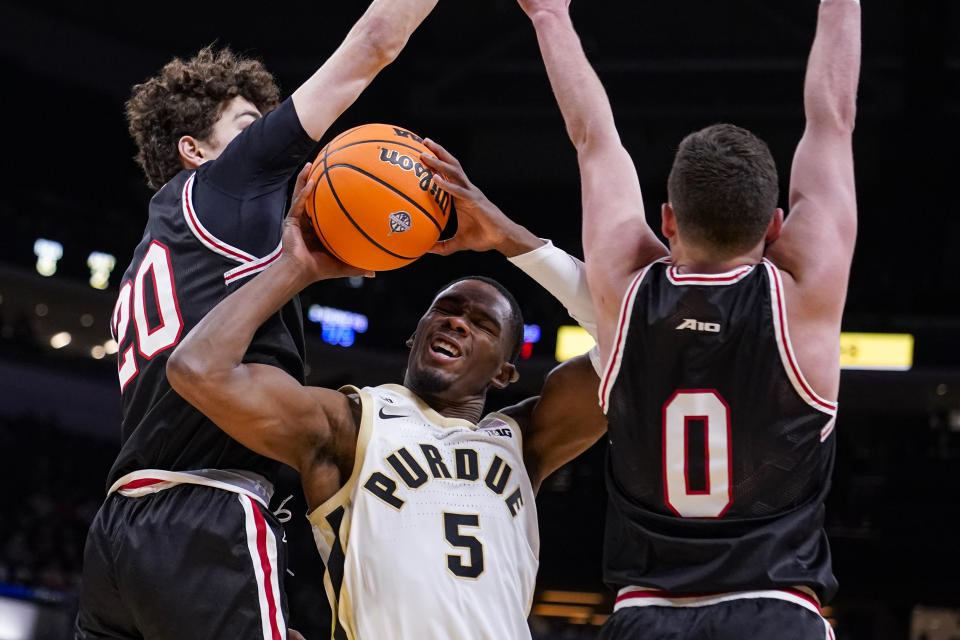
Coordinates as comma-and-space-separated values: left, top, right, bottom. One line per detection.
75, 2, 441, 638
519, 0, 860, 638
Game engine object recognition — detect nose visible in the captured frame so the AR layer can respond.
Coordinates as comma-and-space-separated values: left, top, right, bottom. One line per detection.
444, 314, 470, 335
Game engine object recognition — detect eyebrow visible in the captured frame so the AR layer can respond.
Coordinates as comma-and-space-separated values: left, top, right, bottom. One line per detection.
435, 294, 503, 331
235, 110, 261, 122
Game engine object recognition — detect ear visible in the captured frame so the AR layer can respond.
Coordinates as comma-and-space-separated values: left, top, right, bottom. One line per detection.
661, 203, 678, 240
764, 208, 784, 245
489, 361, 518, 390
177, 135, 206, 170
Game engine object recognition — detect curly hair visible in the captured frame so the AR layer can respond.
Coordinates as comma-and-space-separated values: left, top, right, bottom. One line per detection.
125, 46, 281, 190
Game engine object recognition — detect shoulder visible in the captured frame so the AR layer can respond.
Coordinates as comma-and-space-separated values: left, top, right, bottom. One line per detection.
496, 400, 536, 437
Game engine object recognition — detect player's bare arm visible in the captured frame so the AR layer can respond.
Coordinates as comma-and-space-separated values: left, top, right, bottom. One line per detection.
764, 0, 861, 399
501, 354, 606, 493
518, 0, 668, 362
167, 166, 370, 503
291, 0, 440, 140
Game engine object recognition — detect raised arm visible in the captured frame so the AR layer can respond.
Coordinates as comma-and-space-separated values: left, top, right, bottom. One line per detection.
291, 0, 439, 140
518, 0, 667, 360
167, 167, 369, 474
765, 0, 861, 314
502, 355, 606, 493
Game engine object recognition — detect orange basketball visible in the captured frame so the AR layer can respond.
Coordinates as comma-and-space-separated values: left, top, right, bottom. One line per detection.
305, 124, 452, 271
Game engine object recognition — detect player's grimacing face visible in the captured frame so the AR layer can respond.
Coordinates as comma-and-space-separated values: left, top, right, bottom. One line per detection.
200, 95, 262, 161
405, 281, 514, 399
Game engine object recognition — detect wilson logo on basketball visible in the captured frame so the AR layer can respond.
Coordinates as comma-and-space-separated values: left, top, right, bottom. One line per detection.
378, 148, 451, 212
388, 211, 412, 235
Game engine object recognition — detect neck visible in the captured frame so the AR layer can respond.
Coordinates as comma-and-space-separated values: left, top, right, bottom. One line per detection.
668, 241, 764, 274
404, 381, 486, 424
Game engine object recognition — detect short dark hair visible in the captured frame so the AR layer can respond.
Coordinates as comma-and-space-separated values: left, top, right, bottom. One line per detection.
667, 123, 779, 257
126, 46, 281, 190
438, 276, 525, 363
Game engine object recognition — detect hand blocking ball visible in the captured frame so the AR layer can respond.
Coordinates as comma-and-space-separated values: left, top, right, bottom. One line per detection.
305, 124, 452, 271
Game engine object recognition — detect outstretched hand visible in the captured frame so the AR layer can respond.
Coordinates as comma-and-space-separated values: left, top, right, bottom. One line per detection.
282, 164, 374, 283
420, 139, 539, 258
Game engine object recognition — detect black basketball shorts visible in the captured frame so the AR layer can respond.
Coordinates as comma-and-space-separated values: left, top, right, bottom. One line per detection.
75, 483, 289, 640
600, 590, 834, 640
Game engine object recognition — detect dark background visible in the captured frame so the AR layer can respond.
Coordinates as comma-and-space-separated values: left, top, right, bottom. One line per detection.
0, 1, 958, 639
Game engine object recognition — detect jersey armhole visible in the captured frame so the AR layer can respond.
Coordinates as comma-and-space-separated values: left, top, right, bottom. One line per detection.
599, 264, 659, 413
762, 260, 839, 434
307, 385, 374, 524
180, 173, 284, 285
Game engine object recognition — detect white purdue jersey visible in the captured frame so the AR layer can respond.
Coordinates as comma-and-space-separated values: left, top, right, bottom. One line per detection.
309, 384, 539, 640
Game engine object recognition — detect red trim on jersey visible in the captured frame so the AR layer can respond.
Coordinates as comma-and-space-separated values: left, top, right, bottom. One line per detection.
599, 269, 647, 412
249, 497, 283, 640
768, 266, 837, 412
119, 478, 165, 491
183, 174, 254, 263
684, 415, 711, 495
667, 264, 754, 283
615, 587, 821, 613
223, 247, 283, 285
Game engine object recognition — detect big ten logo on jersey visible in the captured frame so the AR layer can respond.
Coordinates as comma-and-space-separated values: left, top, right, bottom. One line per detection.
479, 417, 513, 439
362, 443, 525, 518
111, 241, 183, 390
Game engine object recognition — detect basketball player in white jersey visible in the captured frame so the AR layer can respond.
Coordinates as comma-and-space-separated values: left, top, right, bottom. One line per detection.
166, 157, 607, 639
518, 0, 859, 637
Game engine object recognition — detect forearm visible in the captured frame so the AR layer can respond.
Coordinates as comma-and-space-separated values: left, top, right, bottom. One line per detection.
492, 220, 545, 258
804, 0, 861, 132
508, 240, 597, 339
528, 10, 618, 151
171, 259, 310, 378
292, 0, 439, 139
350, 0, 440, 61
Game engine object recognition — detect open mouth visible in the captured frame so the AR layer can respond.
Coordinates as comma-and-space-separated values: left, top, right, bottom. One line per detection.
430, 336, 462, 360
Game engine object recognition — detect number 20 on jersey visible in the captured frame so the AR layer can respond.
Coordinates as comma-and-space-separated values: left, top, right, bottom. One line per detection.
111, 242, 183, 390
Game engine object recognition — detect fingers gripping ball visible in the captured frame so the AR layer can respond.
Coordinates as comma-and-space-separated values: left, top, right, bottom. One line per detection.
305, 124, 452, 271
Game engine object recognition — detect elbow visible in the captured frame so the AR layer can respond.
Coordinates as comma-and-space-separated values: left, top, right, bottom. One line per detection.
573, 126, 622, 161
808, 101, 857, 134
166, 348, 209, 399
567, 117, 590, 151
352, 15, 406, 66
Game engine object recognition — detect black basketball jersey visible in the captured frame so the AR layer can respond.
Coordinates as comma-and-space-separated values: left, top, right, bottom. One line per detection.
106, 99, 316, 489
599, 259, 839, 603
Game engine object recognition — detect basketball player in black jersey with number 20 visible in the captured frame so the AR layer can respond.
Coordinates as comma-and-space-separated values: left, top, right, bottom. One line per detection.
75, 2, 441, 639
519, 0, 860, 638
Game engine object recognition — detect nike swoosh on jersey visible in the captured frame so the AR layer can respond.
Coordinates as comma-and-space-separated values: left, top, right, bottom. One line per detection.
379, 408, 409, 420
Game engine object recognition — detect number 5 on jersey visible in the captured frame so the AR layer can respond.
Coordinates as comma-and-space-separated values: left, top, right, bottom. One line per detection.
111, 241, 183, 390
443, 512, 484, 579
